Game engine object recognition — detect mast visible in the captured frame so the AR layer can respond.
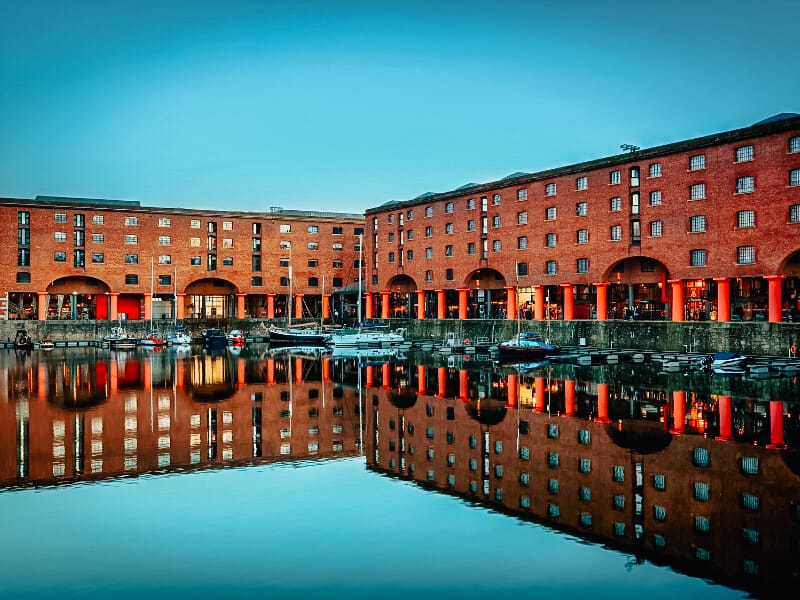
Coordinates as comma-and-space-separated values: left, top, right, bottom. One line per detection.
357, 233, 363, 325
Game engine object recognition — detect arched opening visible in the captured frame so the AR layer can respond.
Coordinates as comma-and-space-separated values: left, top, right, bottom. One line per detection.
385, 275, 417, 318
184, 278, 239, 319
464, 268, 507, 319
603, 257, 669, 320
44, 277, 111, 320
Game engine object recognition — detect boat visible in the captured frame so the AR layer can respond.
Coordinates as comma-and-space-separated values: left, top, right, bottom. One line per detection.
329, 345, 398, 360
13, 328, 34, 351
167, 324, 193, 346
226, 329, 246, 346
140, 331, 167, 347
494, 332, 561, 362
700, 351, 748, 372
330, 324, 405, 347
201, 328, 228, 350
104, 325, 138, 349
39, 338, 55, 351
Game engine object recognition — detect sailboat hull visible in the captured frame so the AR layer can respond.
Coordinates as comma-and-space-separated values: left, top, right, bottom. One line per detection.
268, 328, 330, 346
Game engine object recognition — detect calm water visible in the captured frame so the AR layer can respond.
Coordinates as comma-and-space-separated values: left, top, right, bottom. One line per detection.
1, 344, 798, 599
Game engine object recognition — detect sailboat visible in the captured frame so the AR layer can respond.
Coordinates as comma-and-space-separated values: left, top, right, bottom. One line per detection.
268, 241, 331, 347
166, 267, 193, 345
140, 257, 167, 347
330, 234, 406, 348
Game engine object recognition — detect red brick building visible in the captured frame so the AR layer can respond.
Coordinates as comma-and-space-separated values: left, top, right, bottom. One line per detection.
364, 113, 800, 323
2, 198, 364, 322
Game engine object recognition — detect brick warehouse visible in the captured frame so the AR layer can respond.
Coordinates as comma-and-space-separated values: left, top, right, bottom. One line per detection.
1, 198, 364, 323
364, 113, 800, 324
3, 113, 800, 327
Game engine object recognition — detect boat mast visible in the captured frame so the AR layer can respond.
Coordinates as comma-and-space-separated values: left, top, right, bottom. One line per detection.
357, 233, 363, 325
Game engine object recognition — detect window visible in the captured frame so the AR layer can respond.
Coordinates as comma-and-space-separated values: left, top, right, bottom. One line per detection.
17, 248, 30, 266
577, 229, 588, 244
694, 516, 710, 533
74, 214, 85, 227
576, 202, 588, 217
92, 214, 104, 225
689, 215, 706, 233
546, 260, 557, 275
740, 456, 759, 475
252, 255, 262, 271
445, 268, 454, 280
790, 136, 800, 153
387, 252, 395, 263
492, 216, 501, 228
54, 231, 67, 242
466, 198, 475, 210
578, 487, 591, 501
517, 188, 528, 201
190, 219, 201, 228
308, 242, 318, 250
446, 245, 454, 256
736, 145, 754, 162
545, 207, 557, 221
155, 254, 171, 265
609, 170, 621, 184
18, 228, 30, 245
158, 217, 171, 227
445, 202, 454, 214
190, 256, 201, 266
545, 233, 557, 247
222, 221, 232, 230
545, 182, 557, 196
158, 275, 172, 286
125, 253, 139, 264
16, 272, 31, 283
631, 191, 640, 215
576, 176, 588, 190
492, 193, 501, 205
690, 249, 707, 267
612, 464, 624, 481
516, 262, 528, 276
737, 210, 755, 228
467, 242, 475, 255
425, 270, 433, 282
307, 225, 318, 234
92, 233, 104, 244
407, 230, 414, 240
649, 162, 662, 177
649, 221, 663, 237
388, 214, 394, 224
610, 197, 621, 211
653, 474, 666, 490
425, 247, 433, 259
736, 176, 754, 193
425, 206, 433, 217
630, 167, 640, 186
790, 204, 800, 223
467, 219, 475, 231
388, 233, 394, 243
406, 210, 413, 220
610, 225, 622, 240
54, 251, 66, 262
790, 168, 800, 187
125, 274, 138, 285
308, 276, 318, 287
579, 458, 591, 473
689, 154, 705, 170
74, 230, 85, 246
158, 235, 171, 246
124, 216, 138, 226
690, 183, 706, 199
492, 240, 501, 252
125, 234, 138, 244
737, 245, 755, 264
576, 258, 588, 273
207, 254, 217, 270
649, 190, 662, 206
279, 224, 291, 233
517, 236, 528, 250
251, 276, 262, 286
54, 213, 67, 223
445, 223, 454, 234
694, 482, 710, 502
425, 226, 433, 237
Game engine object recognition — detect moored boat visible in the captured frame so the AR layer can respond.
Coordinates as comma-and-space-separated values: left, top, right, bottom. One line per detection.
268, 325, 331, 347
39, 338, 55, 351
104, 326, 137, 349
226, 329, 246, 346
330, 325, 405, 347
140, 331, 167, 347
494, 332, 560, 362
13, 328, 34, 351
167, 324, 193, 346
201, 328, 228, 350
700, 351, 748, 372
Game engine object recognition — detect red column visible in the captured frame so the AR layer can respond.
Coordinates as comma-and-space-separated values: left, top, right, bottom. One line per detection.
459, 370, 469, 401
437, 367, 447, 397
37, 363, 47, 400
457, 289, 468, 320
294, 294, 304, 319
561, 284, 574, 321
563, 380, 576, 416
236, 293, 246, 318
110, 293, 119, 321
365, 293, 374, 319
266, 294, 275, 319
416, 290, 426, 320
176, 359, 184, 390
322, 357, 331, 382
237, 358, 245, 385
110, 359, 118, 393
267, 359, 275, 384
595, 383, 610, 423
534, 377, 545, 413
765, 275, 784, 323
594, 283, 608, 321
437, 290, 446, 320
37, 292, 47, 320
322, 294, 331, 320
716, 395, 733, 441
417, 365, 426, 395
506, 374, 517, 408
176, 293, 185, 320
143, 359, 152, 391
534, 286, 544, 320
767, 400, 786, 449
366, 365, 374, 388
144, 295, 152, 321
714, 278, 730, 322
293, 358, 302, 383
505, 287, 517, 320
380, 291, 390, 319
670, 391, 686, 434
669, 280, 684, 322
381, 363, 391, 389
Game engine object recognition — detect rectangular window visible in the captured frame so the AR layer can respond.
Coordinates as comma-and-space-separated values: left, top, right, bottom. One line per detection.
737, 245, 755, 264
279, 224, 291, 233
54, 213, 67, 223
425, 206, 433, 217
576, 258, 588, 273
653, 474, 666, 490
517, 189, 528, 201
517, 211, 527, 224
190, 256, 201, 266
492, 193, 501, 205
790, 204, 800, 223
445, 268, 454, 280
252, 255, 261, 271
690, 215, 706, 232
612, 465, 624, 482
517, 236, 528, 250
446, 245, 455, 256
545, 207, 557, 221
54, 251, 66, 262
736, 145, 754, 162
649, 162, 662, 177
466, 198, 475, 210
445, 223, 455, 234
308, 242, 318, 250
92, 233, 104, 243
630, 167, 640, 186
492, 240, 501, 252
158, 274, 172, 286
690, 249, 707, 267
307, 225, 318, 234
492, 216, 501, 228
576, 176, 588, 190
387, 252, 395, 263
158, 217, 171, 227
54, 231, 66, 242
188, 237, 200, 247
610, 225, 622, 241
125, 274, 138, 285
690, 183, 706, 199
125, 253, 139, 264
124, 216, 138, 226
425, 270, 433, 282
158, 235, 171, 246
609, 197, 621, 211
689, 154, 705, 170
631, 192, 640, 215
649, 221, 663, 237
158, 255, 171, 265
425, 247, 433, 259
546, 260, 557, 275
516, 262, 528, 276
445, 202, 454, 213
425, 226, 433, 237
190, 219, 201, 228
467, 220, 475, 231
17, 248, 30, 266
74, 230, 85, 246
545, 182, 557, 196
741, 456, 759, 475
576, 202, 588, 216
736, 176, 754, 193
92, 215, 104, 225
609, 170, 621, 184
125, 234, 138, 244
694, 482, 710, 501
251, 276, 263, 286
692, 447, 710, 467
737, 210, 755, 228
545, 233, 557, 247
790, 168, 800, 187
467, 242, 475, 255
222, 221, 232, 230
577, 229, 588, 244
790, 136, 800, 153
649, 190, 662, 206
579, 458, 591, 473
222, 238, 233, 248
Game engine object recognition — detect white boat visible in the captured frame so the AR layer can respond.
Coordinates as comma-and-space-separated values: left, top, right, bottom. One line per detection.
140, 331, 167, 347
330, 325, 405, 347
104, 326, 137, 349
329, 345, 398, 360
226, 329, 246, 346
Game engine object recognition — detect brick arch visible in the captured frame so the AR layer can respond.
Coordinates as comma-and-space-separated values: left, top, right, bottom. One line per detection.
463, 268, 506, 290
778, 248, 800, 276
602, 256, 668, 284
386, 274, 417, 292
183, 277, 239, 295
46, 276, 111, 295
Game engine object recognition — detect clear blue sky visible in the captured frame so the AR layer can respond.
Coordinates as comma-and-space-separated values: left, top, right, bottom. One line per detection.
1, 0, 798, 215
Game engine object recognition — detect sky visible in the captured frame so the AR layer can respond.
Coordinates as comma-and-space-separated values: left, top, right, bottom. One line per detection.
1, 0, 798, 215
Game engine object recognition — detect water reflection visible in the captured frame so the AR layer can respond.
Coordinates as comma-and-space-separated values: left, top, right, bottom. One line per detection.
1, 346, 799, 597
